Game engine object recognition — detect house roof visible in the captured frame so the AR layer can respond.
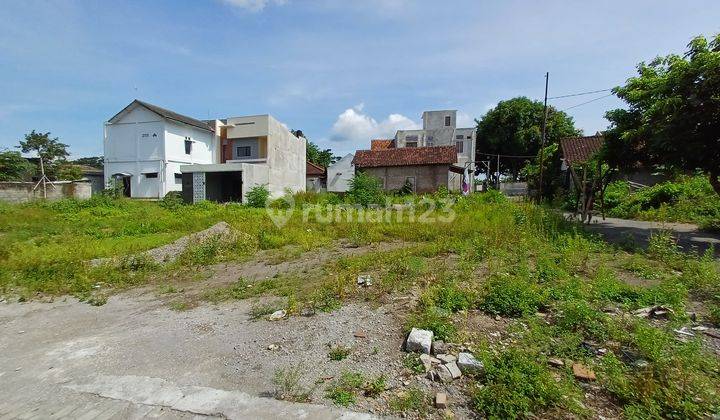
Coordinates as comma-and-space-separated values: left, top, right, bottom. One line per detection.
353, 146, 457, 168
306, 161, 326, 176
109, 100, 215, 132
560, 135, 604, 165
370, 139, 395, 150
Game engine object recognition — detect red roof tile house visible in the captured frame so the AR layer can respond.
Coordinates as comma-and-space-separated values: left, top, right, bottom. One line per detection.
353, 146, 457, 193
306, 161, 326, 192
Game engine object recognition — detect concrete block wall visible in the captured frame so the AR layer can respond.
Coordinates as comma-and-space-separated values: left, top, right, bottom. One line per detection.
0, 181, 92, 203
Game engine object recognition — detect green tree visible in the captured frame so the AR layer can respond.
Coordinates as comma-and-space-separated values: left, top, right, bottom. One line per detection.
475, 97, 581, 178
57, 164, 83, 181
604, 34, 720, 195
0, 150, 33, 181
293, 129, 334, 168
71, 156, 104, 168
18, 130, 70, 180
348, 171, 384, 206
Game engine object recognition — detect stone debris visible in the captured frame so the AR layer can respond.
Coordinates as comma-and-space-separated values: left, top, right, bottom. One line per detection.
435, 392, 448, 409
632, 359, 650, 368
548, 358, 565, 367
268, 310, 287, 321
572, 363, 596, 382
434, 364, 454, 383
457, 352, 484, 375
353, 330, 367, 339
419, 354, 433, 372
691, 326, 708, 332
673, 327, 694, 337
356, 275, 372, 287
632, 305, 674, 320
446, 362, 462, 379
432, 340, 448, 355
267, 344, 279, 350
405, 328, 433, 354
436, 354, 457, 364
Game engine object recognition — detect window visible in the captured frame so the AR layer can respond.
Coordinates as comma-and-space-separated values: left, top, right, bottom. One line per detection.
174, 173, 183, 184
144, 172, 158, 179
427, 136, 434, 147
184, 137, 192, 155
236, 146, 251, 157
456, 141, 464, 153
406, 135, 418, 148
404, 177, 416, 193
444, 116, 451, 126
456, 134, 464, 140
466, 135, 472, 139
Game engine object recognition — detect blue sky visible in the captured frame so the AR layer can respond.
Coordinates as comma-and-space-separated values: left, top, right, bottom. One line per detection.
1, 0, 719, 157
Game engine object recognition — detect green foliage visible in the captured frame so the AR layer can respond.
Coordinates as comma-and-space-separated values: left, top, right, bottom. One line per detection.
71, 156, 103, 168
388, 387, 427, 414
347, 171, 384, 207
328, 344, 351, 361
603, 177, 720, 231
405, 305, 456, 340
57, 164, 83, 181
0, 150, 33, 181
273, 364, 313, 402
402, 353, 425, 374
604, 34, 720, 196
18, 130, 69, 165
472, 348, 574, 419
363, 375, 386, 397
325, 371, 365, 406
245, 185, 270, 208
159, 191, 184, 210
480, 275, 544, 317
476, 96, 581, 177
302, 136, 334, 168
601, 323, 720, 419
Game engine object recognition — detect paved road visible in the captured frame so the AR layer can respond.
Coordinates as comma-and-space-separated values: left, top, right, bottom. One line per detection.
567, 214, 720, 258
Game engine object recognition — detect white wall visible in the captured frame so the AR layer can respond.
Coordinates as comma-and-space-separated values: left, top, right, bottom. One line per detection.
327, 153, 355, 193
104, 103, 217, 198
265, 116, 306, 197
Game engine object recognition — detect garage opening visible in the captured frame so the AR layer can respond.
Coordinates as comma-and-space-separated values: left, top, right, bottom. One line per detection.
205, 171, 243, 203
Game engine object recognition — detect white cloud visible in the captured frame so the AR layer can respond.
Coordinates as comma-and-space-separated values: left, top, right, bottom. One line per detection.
220, 0, 287, 12
330, 104, 420, 148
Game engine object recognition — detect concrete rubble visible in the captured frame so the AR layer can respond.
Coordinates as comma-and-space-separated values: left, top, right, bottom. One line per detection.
457, 352, 484, 375
405, 328, 433, 354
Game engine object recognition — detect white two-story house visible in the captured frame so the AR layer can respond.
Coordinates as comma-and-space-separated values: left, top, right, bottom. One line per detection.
104, 100, 305, 202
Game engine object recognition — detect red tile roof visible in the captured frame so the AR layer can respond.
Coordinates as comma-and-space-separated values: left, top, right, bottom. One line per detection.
353, 146, 457, 168
306, 161, 326, 176
370, 139, 395, 150
560, 135, 604, 165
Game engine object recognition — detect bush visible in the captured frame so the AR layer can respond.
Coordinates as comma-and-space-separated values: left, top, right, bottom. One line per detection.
472, 348, 572, 419
480, 275, 544, 317
159, 191, 184, 210
245, 185, 270, 208
347, 172, 384, 207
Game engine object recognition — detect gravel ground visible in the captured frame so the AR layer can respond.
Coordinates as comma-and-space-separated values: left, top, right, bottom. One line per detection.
0, 287, 473, 419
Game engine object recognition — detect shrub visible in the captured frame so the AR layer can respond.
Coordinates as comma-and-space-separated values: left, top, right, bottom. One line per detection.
159, 191, 184, 210
347, 172, 384, 207
245, 184, 270, 208
328, 344, 351, 361
472, 349, 573, 419
325, 371, 365, 406
273, 365, 313, 402
480, 275, 544, 317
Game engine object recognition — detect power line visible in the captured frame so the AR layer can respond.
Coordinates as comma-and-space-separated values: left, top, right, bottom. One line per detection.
561, 93, 614, 111
477, 152, 536, 159
548, 88, 613, 100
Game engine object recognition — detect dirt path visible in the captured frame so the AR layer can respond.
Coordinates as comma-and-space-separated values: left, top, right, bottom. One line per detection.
0, 293, 393, 419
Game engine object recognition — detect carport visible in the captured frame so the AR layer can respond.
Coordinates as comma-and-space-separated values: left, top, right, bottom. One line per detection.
180, 162, 269, 204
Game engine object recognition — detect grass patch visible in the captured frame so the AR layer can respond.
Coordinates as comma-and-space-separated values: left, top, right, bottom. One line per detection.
328, 344, 352, 361
325, 371, 365, 406
273, 365, 313, 402
388, 387, 428, 414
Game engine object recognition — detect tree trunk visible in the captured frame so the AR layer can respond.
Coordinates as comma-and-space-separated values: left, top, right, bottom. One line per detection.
710, 170, 720, 196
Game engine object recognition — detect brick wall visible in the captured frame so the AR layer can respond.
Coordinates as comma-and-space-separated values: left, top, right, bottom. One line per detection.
0, 181, 92, 203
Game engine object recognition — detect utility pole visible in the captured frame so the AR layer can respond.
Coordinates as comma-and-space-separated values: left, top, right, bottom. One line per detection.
537, 72, 549, 202
496, 154, 500, 189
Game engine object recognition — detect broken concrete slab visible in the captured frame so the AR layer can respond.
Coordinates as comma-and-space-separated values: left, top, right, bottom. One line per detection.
431, 340, 448, 355
419, 354, 433, 373
446, 362, 462, 379
405, 328, 433, 354
436, 354, 456, 364
434, 364, 453, 383
268, 310, 286, 321
457, 352, 484, 375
